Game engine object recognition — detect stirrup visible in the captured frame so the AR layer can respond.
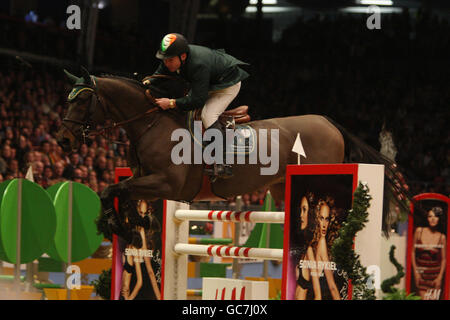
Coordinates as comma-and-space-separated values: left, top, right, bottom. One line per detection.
216, 164, 233, 178
204, 164, 233, 182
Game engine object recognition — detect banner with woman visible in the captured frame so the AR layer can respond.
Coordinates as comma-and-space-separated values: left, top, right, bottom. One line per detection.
282, 164, 358, 300
111, 168, 163, 300
406, 193, 449, 300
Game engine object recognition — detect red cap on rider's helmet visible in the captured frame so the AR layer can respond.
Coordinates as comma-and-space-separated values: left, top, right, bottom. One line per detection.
156, 33, 189, 60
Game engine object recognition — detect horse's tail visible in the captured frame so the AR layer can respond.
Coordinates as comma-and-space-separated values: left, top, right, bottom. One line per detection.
324, 116, 412, 237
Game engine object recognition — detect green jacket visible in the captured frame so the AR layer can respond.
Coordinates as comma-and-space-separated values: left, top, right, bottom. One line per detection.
152, 44, 249, 111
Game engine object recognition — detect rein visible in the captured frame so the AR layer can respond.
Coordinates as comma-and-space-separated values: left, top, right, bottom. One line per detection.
88, 106, 159, 143
63, 74, 183, 146
89, 75, 180, 142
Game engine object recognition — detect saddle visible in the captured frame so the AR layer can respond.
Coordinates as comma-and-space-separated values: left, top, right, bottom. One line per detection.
193, 105, 251, 130
221, 105, 251, 126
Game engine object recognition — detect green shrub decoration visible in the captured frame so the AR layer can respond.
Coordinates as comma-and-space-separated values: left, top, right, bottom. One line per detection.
330, 182, 376, 300
91, 268, 111, 300
381, 245, 421, 300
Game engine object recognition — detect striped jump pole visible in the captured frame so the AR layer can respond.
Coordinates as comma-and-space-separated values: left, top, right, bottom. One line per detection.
175, 210, 284, 224
174, 243, 283, 261
163, 200, 285, 300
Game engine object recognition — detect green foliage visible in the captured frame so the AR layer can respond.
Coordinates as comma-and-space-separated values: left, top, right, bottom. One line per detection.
381, 245, 421, 300
91, 268, 111, 300
383, 289, 421, 300
270, 290, 281, 300
330, 182, 376, 300
95, 211, 112, 242
380, 245, 405, 293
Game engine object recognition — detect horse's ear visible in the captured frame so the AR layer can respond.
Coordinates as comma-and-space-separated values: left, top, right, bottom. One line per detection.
80, 66, 92, 85
64, 69, 80, 84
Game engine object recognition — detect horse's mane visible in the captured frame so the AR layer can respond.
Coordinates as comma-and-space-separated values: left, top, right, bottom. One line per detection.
99, 73, 187, 126
100, 74, 147, 91
99, 74, 186, 99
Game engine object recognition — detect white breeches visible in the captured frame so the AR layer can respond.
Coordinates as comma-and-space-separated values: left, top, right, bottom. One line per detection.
201, 81, 241, 128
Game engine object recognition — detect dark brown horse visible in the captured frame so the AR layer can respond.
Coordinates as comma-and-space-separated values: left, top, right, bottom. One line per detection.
56, 68, 410, 236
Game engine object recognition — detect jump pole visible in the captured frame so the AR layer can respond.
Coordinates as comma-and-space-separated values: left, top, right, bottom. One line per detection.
162, 200, 190, 300
163, 200, 286, 300
174, 243, 283, 261
232, 195, 242, 279
174, 210, 284, 223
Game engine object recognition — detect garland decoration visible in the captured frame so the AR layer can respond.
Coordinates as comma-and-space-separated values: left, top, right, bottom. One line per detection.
381, 245, 420, 300
381, 245, 405, 293
330, 182, 376, 300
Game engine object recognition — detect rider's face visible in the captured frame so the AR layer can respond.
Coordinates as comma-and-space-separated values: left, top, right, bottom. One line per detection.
163, 53, 186, 73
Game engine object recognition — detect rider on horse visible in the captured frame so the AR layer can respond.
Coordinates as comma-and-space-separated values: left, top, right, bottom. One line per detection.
143, 33, 249, 179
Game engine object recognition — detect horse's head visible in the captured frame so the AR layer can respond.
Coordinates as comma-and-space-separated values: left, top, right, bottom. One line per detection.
57, 67, 105, 152
57, 69, 190, 152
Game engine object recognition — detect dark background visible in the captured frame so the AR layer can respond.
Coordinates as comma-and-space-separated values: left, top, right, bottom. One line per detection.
0, 0, 448, 206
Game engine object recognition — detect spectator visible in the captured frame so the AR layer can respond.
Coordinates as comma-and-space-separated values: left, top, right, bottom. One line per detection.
0, 153, 7, 174
79, 143, 89, 159
84, 156, 94, 171
8, 159, 20, 177
48, 138, 63, 164
50, 161, 65, 185
16, 134, 31, 168
95, 155, 107, 180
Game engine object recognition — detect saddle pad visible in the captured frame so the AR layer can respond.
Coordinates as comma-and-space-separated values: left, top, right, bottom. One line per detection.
187, 110, 256, 156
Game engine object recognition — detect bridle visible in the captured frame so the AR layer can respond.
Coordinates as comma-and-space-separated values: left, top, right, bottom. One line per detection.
62, 76, 160, 145
62, 80, 102, 145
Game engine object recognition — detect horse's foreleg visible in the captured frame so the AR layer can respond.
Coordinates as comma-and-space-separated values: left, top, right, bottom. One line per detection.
100, 178, 132, 213
97, 179, 134, 242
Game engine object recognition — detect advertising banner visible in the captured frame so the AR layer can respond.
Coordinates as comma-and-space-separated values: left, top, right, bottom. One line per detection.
282, 164, 358, 300
282, 163, 384, 300
406, 193, 449, 300
111, 168, 163, 300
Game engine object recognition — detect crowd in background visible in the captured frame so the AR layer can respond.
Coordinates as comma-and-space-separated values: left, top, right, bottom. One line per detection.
0, 8, 448, 208
0, 66, 129, 194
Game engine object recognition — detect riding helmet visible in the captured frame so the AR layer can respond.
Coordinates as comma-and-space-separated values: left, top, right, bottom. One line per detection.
156, 33, 189, 60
